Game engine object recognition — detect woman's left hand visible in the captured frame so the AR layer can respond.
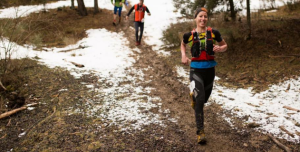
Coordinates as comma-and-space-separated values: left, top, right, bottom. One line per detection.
213, 44, 222, 53
213, 40, 227, 53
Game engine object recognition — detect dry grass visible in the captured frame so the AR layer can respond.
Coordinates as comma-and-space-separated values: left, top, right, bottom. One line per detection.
0, 0, 59, 7
161, 22, 194, 48
0, 7, 115, 49
213, 8, 300, 91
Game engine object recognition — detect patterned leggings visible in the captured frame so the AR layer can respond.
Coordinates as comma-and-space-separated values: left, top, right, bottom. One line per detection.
190, 67, 215, 134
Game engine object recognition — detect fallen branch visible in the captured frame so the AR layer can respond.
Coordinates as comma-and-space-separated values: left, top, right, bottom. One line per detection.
6, 118, 11, 126
279, 126, 295, 138
0, 80, 7, 91
0, 107, 26, 119
69, 132, 81, 135
246, 103, 260, 107
269, 54, 300, 58
267, 134, 292, 152
285, 84, 290, 92
0, 103, 38, 120
63, 59, 84, 68
24, 106, 56, 137
59, 45, 86, 53
296, 131, 300, 136
84, 98, 95, 106
0, 134, 7, 140
283, 106, 300, 112
265, 115, 278, 119
59, 48, 78, 53
70, 61, 84, 68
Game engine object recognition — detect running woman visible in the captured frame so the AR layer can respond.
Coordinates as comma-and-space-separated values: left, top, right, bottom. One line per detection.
112, 0, 125, 25
126, 0, 151, 46
181, 7, 227, 144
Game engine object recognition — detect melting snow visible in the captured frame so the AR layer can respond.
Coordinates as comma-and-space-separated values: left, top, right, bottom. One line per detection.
176, 66, 189, 85
18, 132, 26, 138
0, 0, 117, 18
0, 1, 178, 132
176, 65, 300, 143
1, 0, 299, 143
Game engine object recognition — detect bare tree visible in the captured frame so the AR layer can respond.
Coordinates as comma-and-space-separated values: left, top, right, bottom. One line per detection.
71, 0, 75, 9
228, 0, 236, 21
42, 0, 47, 13
77, 0, 88, 16
246, 0, 251, 40
0, 21, 17, 77
94, 0, 99, 14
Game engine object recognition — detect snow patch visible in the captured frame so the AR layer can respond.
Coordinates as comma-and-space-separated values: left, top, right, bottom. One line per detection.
0, 0, 117, 18
176, 67, 300, 143
18, 132, 26, 138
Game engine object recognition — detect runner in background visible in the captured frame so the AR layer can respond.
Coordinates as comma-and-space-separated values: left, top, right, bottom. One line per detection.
125, 0, 151, 46
181, 7, 227, 144
112, 0, 125, 25
125, 0, 129, 6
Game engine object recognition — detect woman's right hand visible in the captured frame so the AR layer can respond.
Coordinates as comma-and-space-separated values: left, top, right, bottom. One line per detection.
181, 56, 190, 66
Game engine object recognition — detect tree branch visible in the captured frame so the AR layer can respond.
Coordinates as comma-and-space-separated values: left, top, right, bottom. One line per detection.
0, 80, 7, 91
283, 106, 300, 112
267, 134, 292, 152
269, 54, 300, 58
0, 103, 38, 119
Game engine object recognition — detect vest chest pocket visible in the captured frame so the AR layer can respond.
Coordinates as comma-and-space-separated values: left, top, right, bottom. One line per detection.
191, 42, 201, 58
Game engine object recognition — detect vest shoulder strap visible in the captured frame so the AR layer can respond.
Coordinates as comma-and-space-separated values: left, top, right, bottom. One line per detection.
191, 29, 199, 44
207, 26, 213, 39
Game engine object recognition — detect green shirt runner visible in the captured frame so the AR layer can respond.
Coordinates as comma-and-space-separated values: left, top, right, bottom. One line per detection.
111, 0, 125, 7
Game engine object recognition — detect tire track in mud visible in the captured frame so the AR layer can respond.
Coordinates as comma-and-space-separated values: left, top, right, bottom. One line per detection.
113, 12, 290, 151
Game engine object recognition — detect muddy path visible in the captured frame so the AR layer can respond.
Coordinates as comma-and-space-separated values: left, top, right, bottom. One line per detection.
112, 11, 300, 151
1, 9, 299, 152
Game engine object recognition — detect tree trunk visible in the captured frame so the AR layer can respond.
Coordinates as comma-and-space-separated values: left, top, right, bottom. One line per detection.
77, 0, 88, 16
71, 0, 75, 9
246, 0, 251, 40
94, 0, 99, 13
228, 0, 236, 21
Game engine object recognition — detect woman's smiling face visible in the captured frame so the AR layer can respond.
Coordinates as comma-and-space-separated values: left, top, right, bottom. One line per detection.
195, 11, 208, 28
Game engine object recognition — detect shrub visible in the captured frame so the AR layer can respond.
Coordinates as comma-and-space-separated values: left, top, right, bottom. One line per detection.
285, 0, 300, 11
161, 22, 194, 47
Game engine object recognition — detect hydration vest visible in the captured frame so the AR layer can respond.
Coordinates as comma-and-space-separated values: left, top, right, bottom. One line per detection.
190, 27, 215, 61
134, 4, 147, 22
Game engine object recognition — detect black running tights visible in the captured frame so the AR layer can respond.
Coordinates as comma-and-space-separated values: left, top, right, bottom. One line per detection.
190, 67, 215, 134
134, 22, 144, 42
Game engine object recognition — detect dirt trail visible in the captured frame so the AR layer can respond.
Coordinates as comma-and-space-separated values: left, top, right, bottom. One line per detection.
111, 11, 298, 151
1, 8, 300, 152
